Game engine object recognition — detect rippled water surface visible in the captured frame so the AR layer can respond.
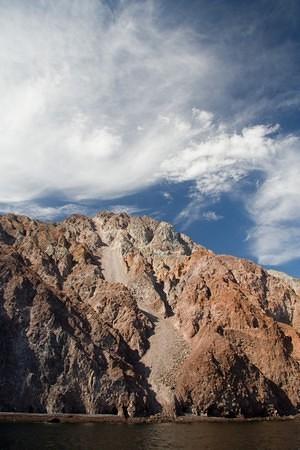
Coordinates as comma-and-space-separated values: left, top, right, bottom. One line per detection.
1, 418, 300, 450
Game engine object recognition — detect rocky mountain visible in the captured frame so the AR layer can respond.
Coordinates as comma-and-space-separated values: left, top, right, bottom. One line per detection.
268, 270, 300, 296
0, 211, 299, 418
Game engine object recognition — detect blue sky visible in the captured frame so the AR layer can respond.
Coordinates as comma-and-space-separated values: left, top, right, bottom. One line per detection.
0, 0, 299, 276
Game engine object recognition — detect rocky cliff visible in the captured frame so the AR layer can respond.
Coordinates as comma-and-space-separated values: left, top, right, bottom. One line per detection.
0, 211, 299, 418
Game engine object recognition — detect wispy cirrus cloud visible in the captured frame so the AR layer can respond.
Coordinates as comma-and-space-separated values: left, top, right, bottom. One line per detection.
0, 0, 294, 204
108, 204, 146, 215
0, 0, 218, 202
0, 202, 90, 221
246, 138, 300, 265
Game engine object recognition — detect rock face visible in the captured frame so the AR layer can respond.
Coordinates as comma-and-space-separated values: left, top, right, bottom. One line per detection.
0, 211, 299, 418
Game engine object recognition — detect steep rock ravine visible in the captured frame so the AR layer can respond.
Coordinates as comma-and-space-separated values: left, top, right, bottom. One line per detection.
100, 237, 189, 415
140, 314, 189, 415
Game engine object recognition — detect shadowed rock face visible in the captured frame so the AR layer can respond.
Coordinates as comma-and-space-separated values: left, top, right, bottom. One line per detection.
0, 211, 299, 418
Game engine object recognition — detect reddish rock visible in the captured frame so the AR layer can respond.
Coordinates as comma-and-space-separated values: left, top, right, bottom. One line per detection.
0, 211, 299, 417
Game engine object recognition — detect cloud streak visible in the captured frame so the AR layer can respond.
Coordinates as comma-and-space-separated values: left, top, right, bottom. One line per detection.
0, 0, 217, 202
0, 202, 90, 221
247, 137, 300, 265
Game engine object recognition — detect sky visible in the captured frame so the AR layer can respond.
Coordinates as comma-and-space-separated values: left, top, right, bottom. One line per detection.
0, 0, 299, 276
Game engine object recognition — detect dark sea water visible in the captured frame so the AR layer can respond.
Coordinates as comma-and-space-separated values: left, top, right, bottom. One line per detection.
1, 419, 300, 450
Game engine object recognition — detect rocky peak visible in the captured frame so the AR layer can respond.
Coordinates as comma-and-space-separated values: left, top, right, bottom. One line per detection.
93, 211, 196, 255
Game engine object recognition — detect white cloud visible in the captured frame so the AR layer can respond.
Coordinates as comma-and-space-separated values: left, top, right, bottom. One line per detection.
202, 211, 223, 221
175, 197, 204, 229
0, 201, 145, 220
192, 108, 214, 129
162, 192, 173, 202
161, 124, 279, 196
247, 138, 300, 265
175, 189, 223, 229
0, 202, 89, 220
0, 0, 218, 202
173, 127, 300, 265
1, 0, 277, 204
108, 204, 145, 215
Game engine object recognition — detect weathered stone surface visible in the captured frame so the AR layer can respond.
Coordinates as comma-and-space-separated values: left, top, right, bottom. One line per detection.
0, 211, 299, 417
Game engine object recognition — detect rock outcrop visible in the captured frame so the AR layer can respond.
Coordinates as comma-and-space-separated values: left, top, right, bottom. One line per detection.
0, 211, 299, 418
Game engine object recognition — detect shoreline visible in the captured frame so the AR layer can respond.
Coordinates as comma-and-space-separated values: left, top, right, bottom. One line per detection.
0, 412, 298, 425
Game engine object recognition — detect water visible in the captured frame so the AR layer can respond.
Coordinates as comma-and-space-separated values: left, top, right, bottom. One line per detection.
1, 419, 300, 450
